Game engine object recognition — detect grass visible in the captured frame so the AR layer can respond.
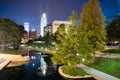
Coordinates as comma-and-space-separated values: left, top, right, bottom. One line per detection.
0, 49, 21, 55
62, 66, 88, 76
27, 43, 55, 50
102, 49, 120, 54
87, 58, 120, 78
27, 43, 45, 48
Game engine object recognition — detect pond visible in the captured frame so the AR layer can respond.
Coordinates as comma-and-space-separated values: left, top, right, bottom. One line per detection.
0, 51, 96, 80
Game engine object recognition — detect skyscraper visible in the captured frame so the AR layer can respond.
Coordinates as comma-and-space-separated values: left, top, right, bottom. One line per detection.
24, 22, 29, 33
24, 22, 29, 37
40, 13, 47, 36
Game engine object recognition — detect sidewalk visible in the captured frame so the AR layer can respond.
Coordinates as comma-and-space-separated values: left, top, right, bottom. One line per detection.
77, 64, 120, 80
0, 54, 29, 70
0, 59, 10, 70
0, 58, 5, 64
0, 54, 29, 62
95, 51, 120, 59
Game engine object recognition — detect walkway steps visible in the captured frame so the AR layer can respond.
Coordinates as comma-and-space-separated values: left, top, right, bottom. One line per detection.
0, 60, 10, 70
77, 64, 120, 80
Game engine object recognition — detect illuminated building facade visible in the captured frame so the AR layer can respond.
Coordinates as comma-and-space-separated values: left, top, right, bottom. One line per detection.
40, 13, 47, 36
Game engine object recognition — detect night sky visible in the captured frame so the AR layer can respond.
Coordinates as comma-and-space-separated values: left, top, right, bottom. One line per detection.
0, 0, 120, 32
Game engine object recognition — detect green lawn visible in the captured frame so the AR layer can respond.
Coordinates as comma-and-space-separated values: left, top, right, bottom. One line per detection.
27, 43, 45, 48
87, 58, 120, 78
0, 49, 21, 55
62, 66, 88, 76
102, 49, 120, 54
27, 43, 55, 50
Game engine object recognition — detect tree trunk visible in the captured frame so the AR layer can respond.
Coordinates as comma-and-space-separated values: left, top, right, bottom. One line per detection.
93, 50, 96, 62
67, 61, 77, 71
1, 40, 5, 52
93, 50, 96, 58
68, 61, 71, 66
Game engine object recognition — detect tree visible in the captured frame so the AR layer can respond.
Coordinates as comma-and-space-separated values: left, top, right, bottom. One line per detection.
54, 24, 66, 44
106, 15, 120, 48
77, 24, 94, 64
80, 0, 106, 56
44, 31, 52, 47
0, 18, 25, 51
52, 11, 94, 68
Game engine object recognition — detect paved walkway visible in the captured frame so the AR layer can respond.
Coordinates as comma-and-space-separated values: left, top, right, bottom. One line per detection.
0, 54, 29, 70
77, 64, 120, 80
0, 59, 10, 70
0, 58, 5, 64
0, 54, 29, 62
95, 51, 120, 59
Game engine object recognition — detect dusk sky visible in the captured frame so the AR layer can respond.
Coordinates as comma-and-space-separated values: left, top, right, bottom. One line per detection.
0, 0, 120, 32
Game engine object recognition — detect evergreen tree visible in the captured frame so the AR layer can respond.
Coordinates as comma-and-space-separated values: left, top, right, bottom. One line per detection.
52, 11, 94, 68
80, 0, 106, 56
44, 31, 52, 47
52, 24, 67, 65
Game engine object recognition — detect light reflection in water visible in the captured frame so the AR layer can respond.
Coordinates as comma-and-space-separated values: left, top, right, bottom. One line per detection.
0, 52, 66, 80
30, 53, 47, 76
38, 54, 47, 75
32, 63, 35, 67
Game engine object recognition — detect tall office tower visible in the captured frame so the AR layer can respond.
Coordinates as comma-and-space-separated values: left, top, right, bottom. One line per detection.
22, 22, 29, 43
40, 13, 47, 36
24, 22, 29, 35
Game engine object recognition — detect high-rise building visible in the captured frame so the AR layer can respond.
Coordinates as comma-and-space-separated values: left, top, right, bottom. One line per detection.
51, 20, 71, 34
21, 22, 29, 43
44, 20, 72, 35
24, 22, 29, 37
24, 22, 29, 33
40, 13, 47, 36
29, 28, 38, 40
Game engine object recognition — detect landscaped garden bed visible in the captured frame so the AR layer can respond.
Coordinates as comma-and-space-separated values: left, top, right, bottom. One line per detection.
59, 65, 92, 79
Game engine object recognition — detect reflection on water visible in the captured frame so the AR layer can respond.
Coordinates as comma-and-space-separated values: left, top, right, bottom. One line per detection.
0, 51, 96, 80
0, 51, 65, 80
20, 52, 64, 80
38, 54, 47, 75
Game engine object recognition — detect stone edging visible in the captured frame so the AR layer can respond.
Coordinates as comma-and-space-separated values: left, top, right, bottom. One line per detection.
58, 66, 92, 79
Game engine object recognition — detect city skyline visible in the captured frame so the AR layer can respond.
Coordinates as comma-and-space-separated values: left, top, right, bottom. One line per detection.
0, 0, 120, 32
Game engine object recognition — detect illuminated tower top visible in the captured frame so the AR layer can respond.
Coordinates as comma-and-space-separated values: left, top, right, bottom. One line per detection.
40, 13, 47, 36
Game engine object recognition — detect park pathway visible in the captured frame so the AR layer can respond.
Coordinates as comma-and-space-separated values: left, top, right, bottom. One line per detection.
77, 64, 120, 80
0, 58, 5, 64
0, 58, 10, 70
0, 54, 29, 70
95, 51, 120, 59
